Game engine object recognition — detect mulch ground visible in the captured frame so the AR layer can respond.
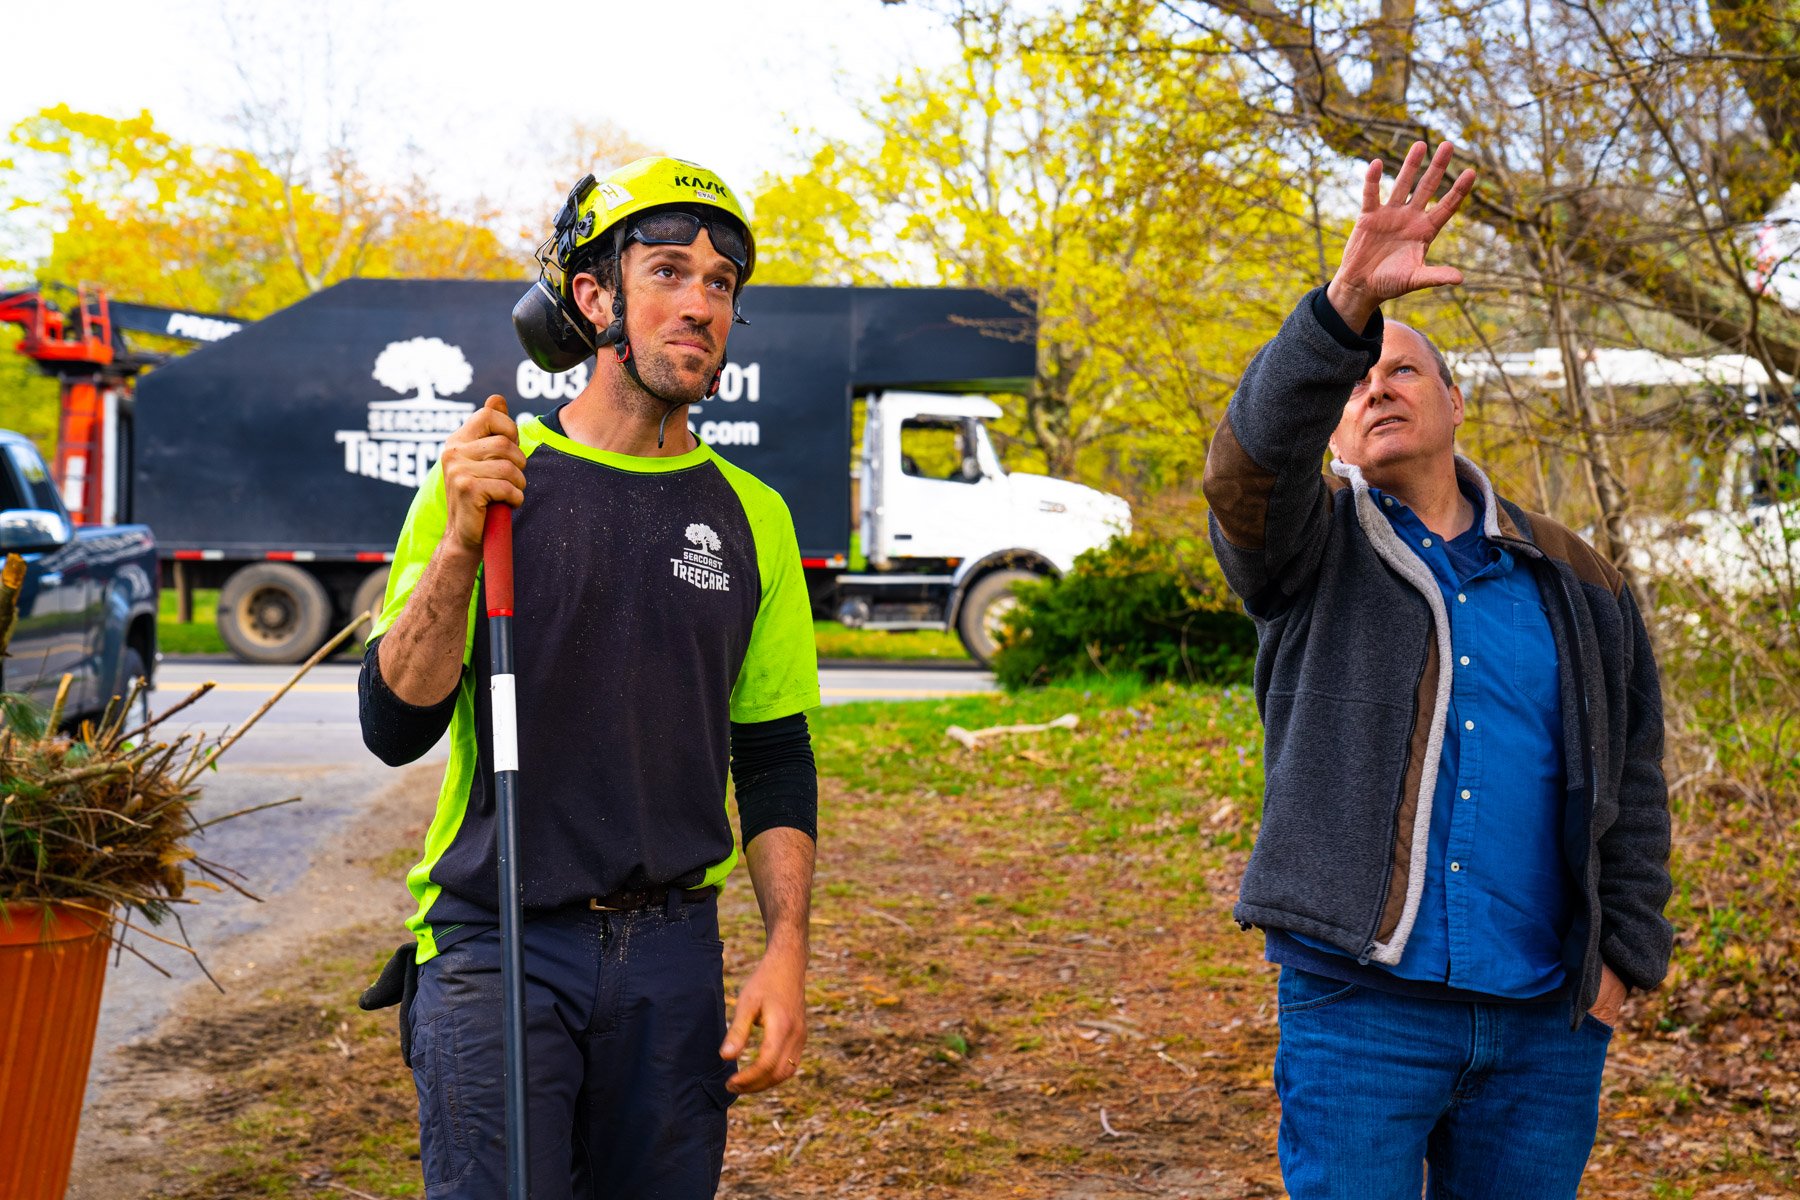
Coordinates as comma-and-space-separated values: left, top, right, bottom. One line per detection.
92, 747, 1798, 1198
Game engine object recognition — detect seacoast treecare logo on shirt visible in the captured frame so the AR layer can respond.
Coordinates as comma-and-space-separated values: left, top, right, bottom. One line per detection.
672, 522, 732, 592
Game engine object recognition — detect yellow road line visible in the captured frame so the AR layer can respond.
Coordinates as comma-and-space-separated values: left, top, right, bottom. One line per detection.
155, 681, 357, 693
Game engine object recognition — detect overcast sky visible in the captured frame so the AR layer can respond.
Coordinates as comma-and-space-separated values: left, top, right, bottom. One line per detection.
0, 0, 961, 247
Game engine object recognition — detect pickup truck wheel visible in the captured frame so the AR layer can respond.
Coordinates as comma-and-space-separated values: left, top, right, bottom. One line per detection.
218, 564, 332, 664
956, 569, 1035, 667
116, 648, 150, 732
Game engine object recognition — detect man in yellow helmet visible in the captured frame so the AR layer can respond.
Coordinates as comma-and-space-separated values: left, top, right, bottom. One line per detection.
358, 157, 820, 1198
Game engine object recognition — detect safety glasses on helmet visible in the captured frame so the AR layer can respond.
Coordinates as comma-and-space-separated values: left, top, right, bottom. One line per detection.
626, 209, 749, 275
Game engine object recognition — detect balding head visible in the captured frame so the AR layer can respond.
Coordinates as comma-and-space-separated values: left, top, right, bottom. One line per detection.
1386, 321, 1455, 389
1328, 319, 1466, 491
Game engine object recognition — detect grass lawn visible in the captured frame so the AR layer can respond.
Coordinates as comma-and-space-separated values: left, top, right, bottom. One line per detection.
157, 586, 227, 655
117, 678, 1790, 1198
161, 588, 969, 664
812, 619, 968, 662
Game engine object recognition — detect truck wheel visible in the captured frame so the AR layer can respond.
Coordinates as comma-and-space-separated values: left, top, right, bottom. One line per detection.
351, 566, 390, 632
351, 568, 390, 629
218, 564, 332, 664
956, 569, 1036, 667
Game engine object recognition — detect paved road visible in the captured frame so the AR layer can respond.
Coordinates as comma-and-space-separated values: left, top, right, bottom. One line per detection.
145, 656, 995, 767
84, 656, 995, 1063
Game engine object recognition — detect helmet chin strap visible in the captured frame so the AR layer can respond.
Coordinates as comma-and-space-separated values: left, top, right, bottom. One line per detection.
612, 339, 722, 449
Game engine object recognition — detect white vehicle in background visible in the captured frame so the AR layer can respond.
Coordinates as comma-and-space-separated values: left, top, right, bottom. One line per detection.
1451, 347, 1798, 595
1639, 423, 1800, 594
844, 392, 1133, 663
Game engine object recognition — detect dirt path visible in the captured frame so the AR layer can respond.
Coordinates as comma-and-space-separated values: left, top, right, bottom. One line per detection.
64, 736, 1797, 1198
66, 763, 436, 1199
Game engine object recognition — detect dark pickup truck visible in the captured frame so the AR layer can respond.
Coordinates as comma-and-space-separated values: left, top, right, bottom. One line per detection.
0, 431, 158, 724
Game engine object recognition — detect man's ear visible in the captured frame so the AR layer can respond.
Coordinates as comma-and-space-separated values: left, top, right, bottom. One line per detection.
570, 271, 614, 328
1449, 384, 1466, 428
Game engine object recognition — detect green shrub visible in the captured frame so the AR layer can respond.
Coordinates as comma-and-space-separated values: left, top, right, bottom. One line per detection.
992, 531, 1254, 689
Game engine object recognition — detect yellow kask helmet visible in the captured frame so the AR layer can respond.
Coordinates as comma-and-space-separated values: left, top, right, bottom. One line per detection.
512, 156, 756, 373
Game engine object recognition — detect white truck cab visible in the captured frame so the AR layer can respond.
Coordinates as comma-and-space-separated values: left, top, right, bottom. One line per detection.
838, 391, 1131, 663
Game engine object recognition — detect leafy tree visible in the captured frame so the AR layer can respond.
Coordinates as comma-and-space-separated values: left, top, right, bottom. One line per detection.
3, 106, 520, 321
960, 1, 1800, 585
753, 0, 1322, 489
1167, 1, 1800, 368
0, 328, 60, 458
0, 107, 523, 452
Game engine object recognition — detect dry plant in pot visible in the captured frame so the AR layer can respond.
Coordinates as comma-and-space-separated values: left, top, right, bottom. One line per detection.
0, 553, 369, 1200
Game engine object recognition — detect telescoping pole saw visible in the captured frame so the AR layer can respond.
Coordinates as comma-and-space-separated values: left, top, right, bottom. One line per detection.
483, 492, 531, 1199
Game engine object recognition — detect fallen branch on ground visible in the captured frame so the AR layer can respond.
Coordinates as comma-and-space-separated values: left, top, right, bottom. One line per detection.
945, 712, 1079, 750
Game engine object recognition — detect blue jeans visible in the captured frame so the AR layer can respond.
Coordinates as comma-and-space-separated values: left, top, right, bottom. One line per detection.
1274, 966, 1611, 1199
407, 895, 737, 1199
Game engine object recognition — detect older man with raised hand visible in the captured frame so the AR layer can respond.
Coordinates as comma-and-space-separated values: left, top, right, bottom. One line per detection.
1202, 141, 1673, 1197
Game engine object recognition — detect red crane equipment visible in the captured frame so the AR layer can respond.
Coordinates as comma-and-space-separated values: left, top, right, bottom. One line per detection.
0, 284, 243, 525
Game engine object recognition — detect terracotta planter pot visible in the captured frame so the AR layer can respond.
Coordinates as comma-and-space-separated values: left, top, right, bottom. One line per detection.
0, 902, 112, 1200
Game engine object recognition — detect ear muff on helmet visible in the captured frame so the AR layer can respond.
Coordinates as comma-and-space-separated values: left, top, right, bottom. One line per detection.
515, 173, 602, 371
511, 279, 597, 373
512, 221, 632, 372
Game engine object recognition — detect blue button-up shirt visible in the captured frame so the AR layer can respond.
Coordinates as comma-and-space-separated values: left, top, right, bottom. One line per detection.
1294, 482, 1570, 999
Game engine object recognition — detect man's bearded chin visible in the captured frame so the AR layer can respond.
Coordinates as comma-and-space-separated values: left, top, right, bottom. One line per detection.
636, 343, 724, 405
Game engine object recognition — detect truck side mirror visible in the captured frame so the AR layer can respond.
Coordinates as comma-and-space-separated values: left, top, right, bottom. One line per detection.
0, 509, 72, 552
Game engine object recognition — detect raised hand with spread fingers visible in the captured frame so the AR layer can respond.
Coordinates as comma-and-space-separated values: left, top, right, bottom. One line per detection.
1325, 141, 1477, 334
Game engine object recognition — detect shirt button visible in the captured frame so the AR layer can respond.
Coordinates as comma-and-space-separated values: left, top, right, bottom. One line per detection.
1465, 719, 1475, 731
1422, 537, 1433, 548
1457, 593, 1467, 603
1384, 497, 1394, 507
1450, 861, 1462, 873
1459, 655, 1470, 666
1461, 789, 1471, 799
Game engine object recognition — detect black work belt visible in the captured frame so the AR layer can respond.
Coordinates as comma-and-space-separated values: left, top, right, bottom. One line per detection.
356, 886, 718, 1065
587, 885, 716, 912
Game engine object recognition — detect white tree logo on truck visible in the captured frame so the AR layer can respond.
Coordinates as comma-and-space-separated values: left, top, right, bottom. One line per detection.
335, 338, 477, 489
372, 338, 474, 403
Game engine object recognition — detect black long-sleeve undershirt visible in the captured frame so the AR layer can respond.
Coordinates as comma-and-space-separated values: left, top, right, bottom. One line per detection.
728, 711, 818, 845
359, 637, 456, 766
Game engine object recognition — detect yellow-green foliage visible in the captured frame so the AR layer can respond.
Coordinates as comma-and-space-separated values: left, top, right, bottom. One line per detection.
0, 327, 59, 459
750, 0, 1322, 491
6, 106, 522, 317
1, 106, 527, 463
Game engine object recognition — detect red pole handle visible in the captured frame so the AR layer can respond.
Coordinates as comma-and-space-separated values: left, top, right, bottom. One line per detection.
483, 502, 514, 617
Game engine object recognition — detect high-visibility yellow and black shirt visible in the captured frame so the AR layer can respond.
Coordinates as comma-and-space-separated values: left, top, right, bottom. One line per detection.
362, 411, 819, 963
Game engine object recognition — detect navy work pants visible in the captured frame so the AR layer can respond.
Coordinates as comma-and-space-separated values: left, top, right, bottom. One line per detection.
407, 894, 737, 1199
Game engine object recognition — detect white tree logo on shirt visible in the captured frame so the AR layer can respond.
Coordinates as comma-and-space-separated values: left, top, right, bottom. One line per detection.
686, 523, 722, 554
674, 522, 730, 592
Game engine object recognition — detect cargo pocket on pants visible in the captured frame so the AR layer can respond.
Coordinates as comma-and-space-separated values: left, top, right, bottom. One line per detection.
699, 1060, 738, 1185
411, 1011, 473, 1191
